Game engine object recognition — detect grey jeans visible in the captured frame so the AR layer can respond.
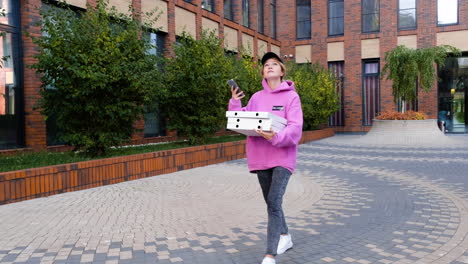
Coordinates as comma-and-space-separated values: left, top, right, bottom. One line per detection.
257, 167, 292, 256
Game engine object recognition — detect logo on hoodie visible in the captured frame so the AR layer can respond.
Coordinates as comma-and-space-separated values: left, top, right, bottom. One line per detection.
272, 105, 284, 111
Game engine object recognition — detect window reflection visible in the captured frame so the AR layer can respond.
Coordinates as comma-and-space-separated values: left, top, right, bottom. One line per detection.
0, 0, 13, 26
438, 0, 458, 25
0, 33, 15, 116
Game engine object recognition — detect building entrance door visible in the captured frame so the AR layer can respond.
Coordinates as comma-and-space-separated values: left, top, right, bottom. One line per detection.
438, 56, 468, 133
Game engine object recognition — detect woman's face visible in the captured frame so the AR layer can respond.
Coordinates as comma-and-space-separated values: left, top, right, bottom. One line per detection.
263, 58, 284, 80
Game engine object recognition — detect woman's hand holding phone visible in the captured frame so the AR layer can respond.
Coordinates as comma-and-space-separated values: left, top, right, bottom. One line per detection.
228, 79, 245, 100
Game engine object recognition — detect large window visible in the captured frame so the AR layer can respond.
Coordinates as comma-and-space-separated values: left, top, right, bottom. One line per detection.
201, 0, 214, 12
224, 0, 233, 20
296, 0, 311, 39
242, 0, 250, 27
328, 0, 344, 36
271, 0, 277, 39
0, 0, 23, 149
329, 62, 345, 126
257, 0, 264, 34
398, 0, 416, 30
143, 32, 166, 138
362, 60, 380, 126
362, 0, 379, 33
437, 0, 458, 26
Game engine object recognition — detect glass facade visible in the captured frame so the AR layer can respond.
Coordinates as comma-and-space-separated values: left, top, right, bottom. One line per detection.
0, 0, 22, 149
438, 56, 468, 133
143, 31, 166, 138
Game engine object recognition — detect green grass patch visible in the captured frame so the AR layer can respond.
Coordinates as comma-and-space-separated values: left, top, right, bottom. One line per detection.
0, 134, 246, 173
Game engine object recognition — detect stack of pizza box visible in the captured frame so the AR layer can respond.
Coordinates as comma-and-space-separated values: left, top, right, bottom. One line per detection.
226, 111, 287, 136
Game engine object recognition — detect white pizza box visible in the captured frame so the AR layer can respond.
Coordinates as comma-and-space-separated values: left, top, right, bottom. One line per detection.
227, 117, 285, 131
226, 111, 287, 125
227, 124, 286, 136
226, 111, 287, 136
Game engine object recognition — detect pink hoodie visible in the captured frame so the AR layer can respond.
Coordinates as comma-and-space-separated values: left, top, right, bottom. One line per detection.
229, 79, 303, 173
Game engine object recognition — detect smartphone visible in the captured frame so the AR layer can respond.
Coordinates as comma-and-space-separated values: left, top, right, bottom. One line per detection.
227, 79, 243, 94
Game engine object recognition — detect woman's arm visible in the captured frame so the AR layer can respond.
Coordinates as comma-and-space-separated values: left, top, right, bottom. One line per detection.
268, 95, 303, 147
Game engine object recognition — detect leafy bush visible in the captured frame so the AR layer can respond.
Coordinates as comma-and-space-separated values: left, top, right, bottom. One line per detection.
30, 0, 161, 156
376, 111, 427, 120
285, 62, 339, 130
160, 30, 233, 145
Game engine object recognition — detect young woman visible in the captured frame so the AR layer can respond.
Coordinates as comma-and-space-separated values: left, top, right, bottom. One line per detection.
228, 52, 303, 264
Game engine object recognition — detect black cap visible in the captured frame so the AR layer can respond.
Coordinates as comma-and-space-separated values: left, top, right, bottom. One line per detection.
261, 52, 283, 65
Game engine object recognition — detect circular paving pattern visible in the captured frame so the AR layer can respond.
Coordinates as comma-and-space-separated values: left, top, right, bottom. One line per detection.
1, 134, 468, 264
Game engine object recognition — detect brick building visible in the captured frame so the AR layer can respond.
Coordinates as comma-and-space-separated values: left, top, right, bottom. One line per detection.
1, 0, 468, 151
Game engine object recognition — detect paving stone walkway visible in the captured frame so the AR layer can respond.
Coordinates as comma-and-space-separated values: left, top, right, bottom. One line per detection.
1, 134, 468, 264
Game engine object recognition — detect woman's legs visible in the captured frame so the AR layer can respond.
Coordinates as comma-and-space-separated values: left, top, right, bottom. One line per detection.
257, 167, 292, 256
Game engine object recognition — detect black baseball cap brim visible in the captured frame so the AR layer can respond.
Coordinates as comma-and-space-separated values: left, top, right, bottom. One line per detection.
261, 52, 283, 65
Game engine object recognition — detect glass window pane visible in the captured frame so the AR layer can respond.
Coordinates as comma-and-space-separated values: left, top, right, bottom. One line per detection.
257, 0, 264, 33
0, 0, 14, 26
438, 0, 458, 25
363, 13, 379, 32
365, 62, 379, 74
297, 21, 311, 39
329, 1, 344, 18
243, 0, 249, 27
0, 32, 18, 148
362, 0, 379, 14
202, 0, 214, 12
329, 17, 344, 35
399, 0, 415, 10
297, 5, 310, 21
398, 9, 416, 29
224, 0, 232, 20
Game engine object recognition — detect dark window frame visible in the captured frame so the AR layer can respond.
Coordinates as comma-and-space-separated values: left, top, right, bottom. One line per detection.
328, 0, 344, 36
361, 0, 380, 33
362, 59, 380, 126
398, 0, 417, 30
296, 0, 311, 40
437, 0, 459, 26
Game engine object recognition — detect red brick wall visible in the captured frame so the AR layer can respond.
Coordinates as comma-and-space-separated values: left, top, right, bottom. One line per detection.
21, 0, 47, 149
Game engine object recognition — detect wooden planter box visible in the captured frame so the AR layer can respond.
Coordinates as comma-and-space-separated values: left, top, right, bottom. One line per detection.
0, 128, 334, 205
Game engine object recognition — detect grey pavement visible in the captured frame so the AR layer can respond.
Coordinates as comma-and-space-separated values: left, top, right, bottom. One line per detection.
2, 134, 468, 264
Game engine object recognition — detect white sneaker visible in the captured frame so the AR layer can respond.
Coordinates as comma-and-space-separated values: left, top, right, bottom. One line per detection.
277, 234, 293, 255
261, 256, 276, 264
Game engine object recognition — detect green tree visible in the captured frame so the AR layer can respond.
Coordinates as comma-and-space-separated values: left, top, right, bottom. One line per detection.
30, 0, 162, 156
160, 30, 233, 145
382, 45, 461, 112
286, 62, 339, 130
